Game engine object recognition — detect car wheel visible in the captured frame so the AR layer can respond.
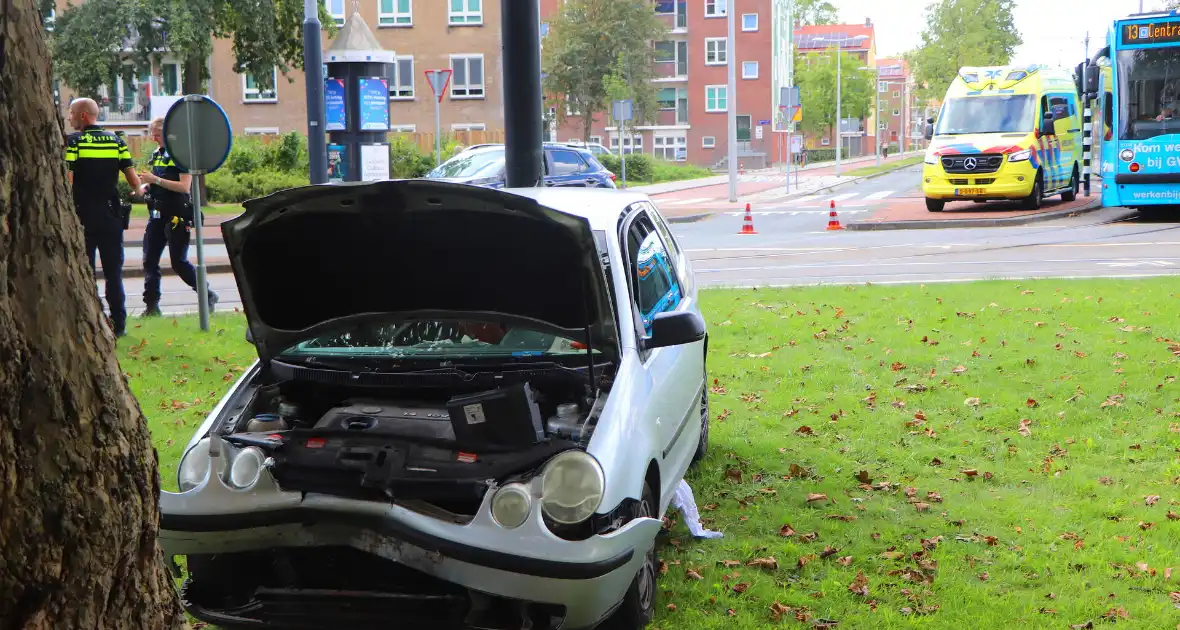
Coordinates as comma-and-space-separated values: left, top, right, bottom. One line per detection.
1062, 166, 1079, 202
1021, 172, 1043, 210
692, 383, 709, 465
925, 198, 945, 212
597, 483, 657, 630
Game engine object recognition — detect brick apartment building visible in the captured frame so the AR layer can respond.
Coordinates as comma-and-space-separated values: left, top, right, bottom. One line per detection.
793, 21, 877, 157
874, 57, 910, 154
49, 0, 508, 138
543, 0, 796, 169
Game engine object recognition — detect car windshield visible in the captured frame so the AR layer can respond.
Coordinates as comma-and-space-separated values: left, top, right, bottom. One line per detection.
428, 149, 504, 178
1117, 46, 1180, 140
934, 95, 1037, 135
278, 317, 600, 360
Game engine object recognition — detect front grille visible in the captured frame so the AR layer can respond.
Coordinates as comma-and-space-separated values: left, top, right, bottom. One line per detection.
941, 154, 1003, 174
974, 178, 996, 185
948, 178, 969, 185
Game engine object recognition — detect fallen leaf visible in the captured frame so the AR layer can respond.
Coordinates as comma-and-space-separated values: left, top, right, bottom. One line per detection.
891, 361, 907, 371
1046, 593, 1057, 600
1100, 606, 1130, 622
930, 457, 943, 466
702, 503, 719, 511
806, 493, 829, 503
879, 551, 905, 560
1147, 495, 1161, 506
732, 582, 750, 594
913, 502, 932, 512
1069, 622, 1094, 629
978, 572, 990, 581
965, 397, 982, 407
926, 491, 943, 503
848, 571, 870, 597
727, 609, 736, 616
1099, 476, 1114, 485
747, 557, 778, 571
952, 365, 968, 374
1019, 419, 1033, 437
666, 603, 677, 611
837, 556, 853, 566
720, 560, 741, 568
1027, 398, 1039, 408
685, 569, 704, 580
796, 425, 815, 435
962, 469, 979, 477
779, 524, 797, 537
1168, 511, 1180, 521
855, 470, 872, 484
827, 514, 857, 522
1140, 521, 1155, 530
904, 487, 918, 497
658, 560, 668, 575
769, 602, 792, 621
800, 531, 820, 543
797, 554, 817, 568
820, 546, 839, 559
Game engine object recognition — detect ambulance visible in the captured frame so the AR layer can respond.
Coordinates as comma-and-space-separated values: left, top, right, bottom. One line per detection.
921, 65, 1084, 212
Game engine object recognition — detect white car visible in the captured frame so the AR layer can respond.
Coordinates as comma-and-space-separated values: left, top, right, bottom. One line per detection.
158, 181, 710, 630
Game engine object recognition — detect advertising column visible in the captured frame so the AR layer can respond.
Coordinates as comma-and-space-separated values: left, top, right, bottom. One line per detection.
323, 10, 395, 182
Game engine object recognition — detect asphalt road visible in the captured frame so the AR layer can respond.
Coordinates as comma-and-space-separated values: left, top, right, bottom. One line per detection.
102, 166, 1180, 317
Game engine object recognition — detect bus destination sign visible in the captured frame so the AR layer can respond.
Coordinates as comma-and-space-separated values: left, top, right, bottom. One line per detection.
1123, 21, 1180, 46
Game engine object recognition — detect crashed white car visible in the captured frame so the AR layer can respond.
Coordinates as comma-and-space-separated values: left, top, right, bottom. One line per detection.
159, 180, 710, 630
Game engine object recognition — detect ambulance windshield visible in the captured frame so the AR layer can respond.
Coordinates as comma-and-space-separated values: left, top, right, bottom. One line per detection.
934, 94, 1037, 135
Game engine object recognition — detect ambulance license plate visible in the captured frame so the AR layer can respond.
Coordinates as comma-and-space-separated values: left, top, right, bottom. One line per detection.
955, 188, 985, 196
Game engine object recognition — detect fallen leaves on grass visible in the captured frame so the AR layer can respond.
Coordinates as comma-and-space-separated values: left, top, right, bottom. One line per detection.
837, 556, 853, 566
1027, 398, 1039, 408
827, 514, 857, 522
769, 602, 792, 622
855, 470, 873, 484
779, 524, 797, 537
962, 469, 979, 478
806, 493, 829, 503
913, 502, 932, 513
1168, 511, 1180, 521
1146, 495, 1161, 506
732, 582, 750, 594
800, 531, 820, 543
1019, 419, 1033, 437
725, 468, 743, 483
952, 365, 968, 374
796, 425, 815, 435
848, 571, 870, 597
685, 569, 704, 580
978, 572, 990, 581
1140, 521, 1156, 531
1101, 394, 1126, 408
715, 409, 731, 422
964, 397, 982, 407
720, 560, 741, 568
891, 361, 907, 371
797, 554, 817, 568
820, 546, 840, 559
746, 557, 778, 571
1100, 607, 1130, 622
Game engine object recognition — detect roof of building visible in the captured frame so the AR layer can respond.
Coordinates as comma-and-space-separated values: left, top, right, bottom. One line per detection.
876, 57, 910, 78
794, 23, 875, 51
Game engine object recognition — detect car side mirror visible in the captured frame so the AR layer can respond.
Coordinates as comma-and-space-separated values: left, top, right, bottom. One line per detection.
1084, 65, 1100, 95
642, 311, 706, 351
1040, 112, 1056, 136
245, 327, 255, 344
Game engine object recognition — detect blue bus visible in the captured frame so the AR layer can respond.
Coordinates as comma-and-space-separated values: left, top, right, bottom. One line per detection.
1086, 10, 1180, 210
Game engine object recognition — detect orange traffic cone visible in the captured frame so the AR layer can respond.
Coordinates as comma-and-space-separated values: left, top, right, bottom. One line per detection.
826, 199, 844, 231
739, 162, 746, 175
738, 203, 758, 235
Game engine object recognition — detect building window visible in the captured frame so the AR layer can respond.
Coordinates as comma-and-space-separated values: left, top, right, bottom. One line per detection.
821, 136, 830, 146
379, 0, 412, 26
590, 135, 603, 145
390, 124, 417, 133
242, 68, 278, 102
449, 0, 482, 25
655, 40, 689, 77
893, 109, 901, 117
452, 122, 487, 131
742, 61, 758, 79
878, 81, 887, 93
325, 0, 345, 25
657, 87, 677, 110
705, 85, 727, 112
705, 38, 727, 65
244, 127, 280, 135
391, 56, 414, 99
610, 134, 644, 155
893, 90, 901, 98
654, 135, 687, 161
656, 0, 688, 29
742, 13, 758, 31
702, 135, 716, 148
160, 62, 182, 96
449, 55, 484, 98
705, 0, 727, 17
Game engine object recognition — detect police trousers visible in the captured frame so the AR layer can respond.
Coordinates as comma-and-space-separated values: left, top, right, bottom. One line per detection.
142, 215, 197, 306
84, 219, 126, 331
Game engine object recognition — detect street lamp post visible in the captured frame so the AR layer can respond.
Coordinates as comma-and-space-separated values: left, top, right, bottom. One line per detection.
727, 2, 738, 202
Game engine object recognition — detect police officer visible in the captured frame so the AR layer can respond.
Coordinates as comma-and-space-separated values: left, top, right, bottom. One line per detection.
137, 117, 219, 316
65, 98, 142, 337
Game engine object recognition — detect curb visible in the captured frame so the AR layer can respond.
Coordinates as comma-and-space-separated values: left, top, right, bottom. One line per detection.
97, 261, 234, 281
666, 213, 714, 224
760, 158, 924, 205
845, 197, 1111, 231
633, 152, 923, 196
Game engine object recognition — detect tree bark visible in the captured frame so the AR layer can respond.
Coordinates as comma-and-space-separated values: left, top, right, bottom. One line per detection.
0, 2, 186, 628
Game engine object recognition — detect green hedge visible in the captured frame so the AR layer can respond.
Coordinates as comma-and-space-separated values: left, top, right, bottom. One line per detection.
804, 148, 837, 163
205, 170, 312, 204
599, 153, 654, 182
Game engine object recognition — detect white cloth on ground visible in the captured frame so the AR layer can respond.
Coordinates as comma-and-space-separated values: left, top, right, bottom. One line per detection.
669, 478, 724, 539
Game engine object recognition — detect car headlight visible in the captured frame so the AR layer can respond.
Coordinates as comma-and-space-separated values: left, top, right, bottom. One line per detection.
177, 437, 226, 492
491, 483, 532, 528
540, 450, 605, 525
228, 446, 266, 490
924, 153, 938, 165
1008, 149, 1032, 162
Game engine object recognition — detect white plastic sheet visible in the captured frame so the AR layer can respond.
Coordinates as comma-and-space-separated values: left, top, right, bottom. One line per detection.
669, 479, 724, 539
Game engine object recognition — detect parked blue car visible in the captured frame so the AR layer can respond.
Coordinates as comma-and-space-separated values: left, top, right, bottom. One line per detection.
426, 143, 618, 189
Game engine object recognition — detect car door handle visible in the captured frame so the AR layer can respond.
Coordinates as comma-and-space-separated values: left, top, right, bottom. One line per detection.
585, 178, 598, 185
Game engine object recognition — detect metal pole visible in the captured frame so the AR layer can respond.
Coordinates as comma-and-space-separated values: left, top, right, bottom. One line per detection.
501, 0, 544, 187
434, 97, 442, 166
191, 175, 209, 331
303, 0, 327, 185
835, 39, 842, 176
726, 2, 738, 202
875, 70, 881, 166
1082, 32, 1092, 198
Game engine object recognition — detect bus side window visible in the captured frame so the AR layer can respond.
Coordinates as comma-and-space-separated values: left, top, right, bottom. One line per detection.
1104, 92, 1113, 133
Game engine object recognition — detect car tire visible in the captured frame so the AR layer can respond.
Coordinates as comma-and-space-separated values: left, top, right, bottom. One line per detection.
1021, 172, 1043, 210
1062, 166, 1079, 202
692, 382, 709, 465
597, 483, 657, 630
925, 198, 945, 212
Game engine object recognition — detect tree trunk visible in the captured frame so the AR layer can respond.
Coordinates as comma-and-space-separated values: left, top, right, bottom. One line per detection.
181, 54, 203, 97
0, 2, 187, 628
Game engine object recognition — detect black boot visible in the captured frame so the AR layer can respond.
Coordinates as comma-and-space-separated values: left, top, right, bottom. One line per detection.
208, 290, 220, 311
143, 303, 162, 317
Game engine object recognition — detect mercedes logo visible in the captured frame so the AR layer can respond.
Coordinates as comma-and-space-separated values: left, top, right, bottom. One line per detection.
963, 157, 978, 171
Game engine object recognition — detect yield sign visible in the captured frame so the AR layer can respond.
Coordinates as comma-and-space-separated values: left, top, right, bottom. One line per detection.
425, 69, 452, 103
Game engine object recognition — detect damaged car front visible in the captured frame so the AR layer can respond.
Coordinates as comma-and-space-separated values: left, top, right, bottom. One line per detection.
158, 181, 675, 630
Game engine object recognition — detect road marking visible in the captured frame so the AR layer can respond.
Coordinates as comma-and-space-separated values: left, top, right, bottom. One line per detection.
722, 209, 869, 217
1097, 260, 1176, 268
829, 193, 860, 203
863, 190, 895, 200
655, 197, 713, 206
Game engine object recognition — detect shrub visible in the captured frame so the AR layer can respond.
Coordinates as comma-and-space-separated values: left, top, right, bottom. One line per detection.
389, 134, 435, 179
597, 153, 654, 182
205, 170, 309, 204
599, 153, 621, 174
226, 137, 267, 175
805, 148, 837, 163
650, 159, 712, 183
268, 131, 307, 173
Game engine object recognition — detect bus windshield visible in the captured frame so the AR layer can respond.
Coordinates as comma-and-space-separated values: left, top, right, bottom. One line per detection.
934, 95, 1037, 135
1117, 46, 1180, 140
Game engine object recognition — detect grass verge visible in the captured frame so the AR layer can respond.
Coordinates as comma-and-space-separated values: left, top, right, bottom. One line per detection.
120, 278, 1180, 628
652, 161, 715, 184
846, 156, 924, 178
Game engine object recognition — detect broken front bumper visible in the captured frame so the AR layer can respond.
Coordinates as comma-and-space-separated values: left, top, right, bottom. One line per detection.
159, 473, 660, 629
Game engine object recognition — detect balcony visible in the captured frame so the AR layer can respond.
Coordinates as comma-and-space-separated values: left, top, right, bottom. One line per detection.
96, 97, 151, 124
655, 0, 687, 31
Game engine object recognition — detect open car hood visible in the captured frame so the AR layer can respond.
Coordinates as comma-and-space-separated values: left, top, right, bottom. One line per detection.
222, 180, 617, 363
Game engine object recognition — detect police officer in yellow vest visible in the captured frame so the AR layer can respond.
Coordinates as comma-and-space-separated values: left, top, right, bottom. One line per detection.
65, 98, 142, 337
137, 117, 219, 316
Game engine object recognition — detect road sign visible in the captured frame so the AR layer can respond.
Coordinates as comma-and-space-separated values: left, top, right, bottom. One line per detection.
425, 69, 452, 103
755, 125, 763, 140
612, 99, 633, 122
424, 69, 453, 166
791, 105, 803, 122
162, 95, 233, 333
791, 135, 803, 154
780, 86, 801, 108
758, 119, 771, 125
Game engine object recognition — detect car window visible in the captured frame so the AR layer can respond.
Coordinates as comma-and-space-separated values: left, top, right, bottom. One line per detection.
582, 153, 606, 172
428, 149, 504, 178
550, 149, 588, 175
644, 203, 691, 294
1049, 96, 1070, 121
626, 215, 682, 334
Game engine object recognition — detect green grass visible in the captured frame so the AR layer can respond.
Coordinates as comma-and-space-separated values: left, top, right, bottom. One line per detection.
129, 203, 245, 220
651, 161, 715, 184
119, 278, 1180, 628
846, 156, 924, 178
